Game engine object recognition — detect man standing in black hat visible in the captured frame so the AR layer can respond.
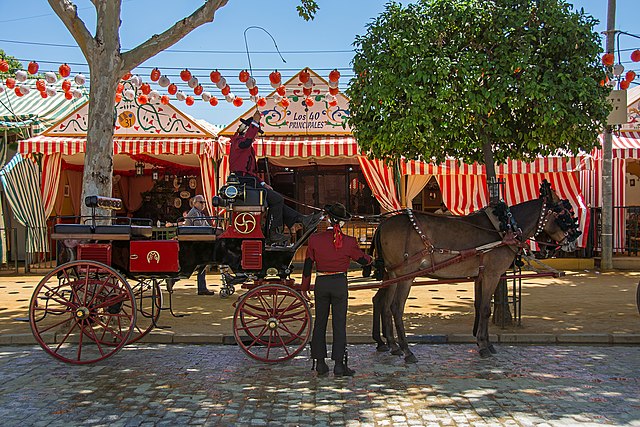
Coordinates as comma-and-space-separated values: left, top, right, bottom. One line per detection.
301, 203, 372, 376
229, 109, 321, 245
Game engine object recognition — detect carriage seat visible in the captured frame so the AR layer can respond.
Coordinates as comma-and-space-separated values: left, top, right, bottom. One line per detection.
131, 225, 153, 238
53, 224, 92, 234
176, 226, 216, 235
232, 186, 267, 212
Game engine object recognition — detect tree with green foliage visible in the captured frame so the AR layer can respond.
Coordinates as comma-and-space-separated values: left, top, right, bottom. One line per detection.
48, 0, 317, 215
347, 0, 610, 201
0, 50, 23, 78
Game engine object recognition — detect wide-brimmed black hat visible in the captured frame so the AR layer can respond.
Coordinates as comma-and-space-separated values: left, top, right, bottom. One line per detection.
238, 116, 264, 134
324, 203, 352, 221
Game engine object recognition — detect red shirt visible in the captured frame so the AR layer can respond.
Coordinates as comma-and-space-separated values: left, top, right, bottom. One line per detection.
229, 124, 260, 178
304, 229, 372, 273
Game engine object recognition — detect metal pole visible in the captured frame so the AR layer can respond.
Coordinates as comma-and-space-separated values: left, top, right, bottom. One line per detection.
602, 0, 616, 270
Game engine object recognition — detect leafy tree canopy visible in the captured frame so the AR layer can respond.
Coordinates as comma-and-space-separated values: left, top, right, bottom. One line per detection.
0, 50, 23, 78
347, 0, 611, 166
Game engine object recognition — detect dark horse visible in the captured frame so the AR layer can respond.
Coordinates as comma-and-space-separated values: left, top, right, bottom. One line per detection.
369, 181, 581, 360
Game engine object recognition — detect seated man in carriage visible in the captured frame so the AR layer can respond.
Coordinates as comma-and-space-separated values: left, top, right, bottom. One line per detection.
229, 109, 322, 245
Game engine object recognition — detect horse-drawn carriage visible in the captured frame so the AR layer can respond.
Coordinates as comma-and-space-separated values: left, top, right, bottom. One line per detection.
29, 177, 581, 365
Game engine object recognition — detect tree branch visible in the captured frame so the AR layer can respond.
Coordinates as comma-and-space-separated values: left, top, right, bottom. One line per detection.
121, 0, 229, 72
48, 0, 95, 60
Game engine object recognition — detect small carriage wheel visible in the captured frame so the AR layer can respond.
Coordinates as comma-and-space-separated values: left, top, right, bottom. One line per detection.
233, 284, 312, 363
637, 280, 640, 315
126, 279, 163, 344
29, 260, 136, 365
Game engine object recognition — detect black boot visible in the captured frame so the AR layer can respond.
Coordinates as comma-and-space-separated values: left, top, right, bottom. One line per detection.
333, 361, 355, 377
315, 358, 329, 375
268, 227, 289, 246
300, 212, 323, 233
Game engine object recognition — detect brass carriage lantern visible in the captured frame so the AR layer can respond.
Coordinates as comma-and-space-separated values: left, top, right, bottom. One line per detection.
151, 166, 160, 181
134, 161, 145, 177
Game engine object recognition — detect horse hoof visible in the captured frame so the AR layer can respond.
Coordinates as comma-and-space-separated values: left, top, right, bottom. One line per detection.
479, 348, 493, 358
405, 354, 418, 364
488, 344, 497, 354
376, 344, 389, 352
391, 348, 403, 356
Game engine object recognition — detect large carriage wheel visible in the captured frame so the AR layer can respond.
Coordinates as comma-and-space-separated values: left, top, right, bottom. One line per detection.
29, 260, 136, 364
126, 279, 162, 344
637, 280, 640, 315
233, 284, 312, 363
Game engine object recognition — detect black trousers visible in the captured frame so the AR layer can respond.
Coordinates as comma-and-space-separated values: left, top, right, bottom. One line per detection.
310, 273, 348, 361
238, 176, 298, 229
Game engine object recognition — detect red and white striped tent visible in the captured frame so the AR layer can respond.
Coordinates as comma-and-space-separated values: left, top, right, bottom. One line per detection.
18, 85, 220, 217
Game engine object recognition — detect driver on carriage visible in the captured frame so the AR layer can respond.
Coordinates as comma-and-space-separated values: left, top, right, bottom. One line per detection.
229, 108, 322, 245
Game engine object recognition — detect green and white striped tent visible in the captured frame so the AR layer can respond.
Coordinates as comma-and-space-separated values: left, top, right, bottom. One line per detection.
0, 80, 88, 137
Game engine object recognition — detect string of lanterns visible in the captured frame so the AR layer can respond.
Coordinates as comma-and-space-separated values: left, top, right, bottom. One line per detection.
0, 57, 343, 109
601, 49, 640, 90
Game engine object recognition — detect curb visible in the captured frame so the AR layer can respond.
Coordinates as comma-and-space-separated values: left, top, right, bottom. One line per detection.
3, 333, 639, 346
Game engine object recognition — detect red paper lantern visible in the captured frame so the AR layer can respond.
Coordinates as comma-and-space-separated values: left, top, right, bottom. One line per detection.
210, 70, 221, 83
194, 85, 204, 96
0, 60, 8, 73
14, 87, 23, 97
150, 68, 161, 82
625, 70, 636, 82
160, 95, 170, 105
61, 79, 71, 92
5, 78, 15, 89
257, 97, 267, 107
28, 61, 39, 75
185, 96, 195, 106
303, 87, 312, 96
180, 69, 192, 82
35, 79, 46, 92
64, 91, 73, 100
168, 83, 178, 95
59, 63, 71, 78
122, 72, 132, 80
39, 90, 48, 98
601, 53, 614, 67
138, 94, 149, 104
631, 50, 640, 62
115, 93, 122, 103
329, 87, 339, 96
249, 86, 259, 96
221, 85, 231, 96
116, 83, 124, 94
281, 97, 290, 108
276, 85, 286, 96
305, 97, 314, 107
233, 96, 243, 107
140, 83, 151, 95
329, 69, 341, 82
209, 96, 219, 106
299, 69, 310, 84
269, 70, 281, 85
620, 80, 630, 90
239, 69, 250, 83
329, 100, 337, 107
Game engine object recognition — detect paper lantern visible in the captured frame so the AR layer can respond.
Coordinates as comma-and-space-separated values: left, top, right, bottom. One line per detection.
221, 85, 231, 96
299, 69, 310, 84
281, 97, 290, 108
59, 63, 71, 78
257, 97, 267, 107
188, 76, 199, 89
250, 95, 258, 103
19, 84, 30, 95
116, 83, 124, 94
72, 88, 83, 99
0, 60, 8, 73
130, 75, 142, 88
15, 87, 23, 97
115, 93, 122, 103
276, 85, 286, 96
176, 91, 186, 101
35, 79, 46, 92
329, 69, 341, 82
273, 93, 283, 103
270, 81, 280, 89
140, 83, 151, 95
329, 99, 338, 107
122, 72, 132, 80
210, 70, 222, 83
137, 94, 149, 104
61, 79, 71, 92
304, 97, 314, 107
631, 50, 640, 62
40, 91, 48, 98
325, 94, 337, 104
303, 87, 312, 96
149, 90, 160, 102
601, 53, 614, 67
201, 91, 211, 102
150, 68, 161, 82
239, 69, 250, 83
245, 77, 256, 89
269, 70, 281, 85
15, 70, 27, 82
180, 69, 192, 82
0, 84, 5, 94
44, 72, 57, 84
328, 80, 339, 88
168, 83, 178, 95
194, 84, 204, 96
209, 96, 218, 106
233, 96, 243, 107
225, 93, 234, 103
620, 80, 630, 90
46, 86, 56, 97
249, 86, 259, 96
185, 96, 195, 106
613, 63, 625, 76
216, 76, 227, 90
303, 78, 314, 88
625, 70, 636, 82
74, 73, 86, 86
160, 95, 170, 105
124, 89, 135, 99
28, 61, 39, 75
329, 86, 339, 96
5, 78, 15, 89
158, 75, 170, 87
64, 91, 73, 100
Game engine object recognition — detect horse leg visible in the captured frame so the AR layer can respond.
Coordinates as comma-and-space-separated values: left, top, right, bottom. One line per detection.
391, 280, 417, 363
372, 288, 389, 351
473, 276, 496, 357
475, 271, 500, 358
382, 284, 401, 355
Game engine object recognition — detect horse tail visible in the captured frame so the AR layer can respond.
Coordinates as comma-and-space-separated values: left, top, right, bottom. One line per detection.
371, 226, 386, 281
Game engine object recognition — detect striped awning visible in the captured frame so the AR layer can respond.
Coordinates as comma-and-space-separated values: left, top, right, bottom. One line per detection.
19, 135, 217, 157
403, 157, 585, 175
219, 135, 360, 158
595, 131, 640, 159
0, 80, 88, 135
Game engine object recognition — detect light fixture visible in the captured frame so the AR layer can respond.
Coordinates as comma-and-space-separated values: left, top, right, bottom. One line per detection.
151, 166, 159, 181
135, 161, 145, 177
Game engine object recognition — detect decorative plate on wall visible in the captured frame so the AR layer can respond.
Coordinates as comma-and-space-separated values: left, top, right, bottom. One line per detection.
173, 198, 182, 208
180, 191, 191, 199
189, 178, 197, 189
173, 177, 180, 189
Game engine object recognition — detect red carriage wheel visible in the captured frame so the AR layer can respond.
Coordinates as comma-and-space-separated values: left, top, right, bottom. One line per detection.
29, 260, 136, 364
233, 284, 312, 363
637, 280, 640, 315
125, 279, 162, 344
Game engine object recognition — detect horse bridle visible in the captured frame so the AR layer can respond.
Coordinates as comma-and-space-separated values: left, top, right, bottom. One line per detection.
533, 196, 580, 248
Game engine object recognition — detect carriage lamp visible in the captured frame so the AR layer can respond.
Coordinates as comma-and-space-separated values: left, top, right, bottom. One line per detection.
135, 161, 145, 177
151, 166, 159, 181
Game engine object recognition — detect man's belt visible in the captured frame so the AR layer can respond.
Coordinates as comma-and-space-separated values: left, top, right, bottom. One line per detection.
318, 271, 346, 276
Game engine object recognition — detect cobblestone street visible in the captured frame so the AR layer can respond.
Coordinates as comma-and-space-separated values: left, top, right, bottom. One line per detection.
0, 344, 638, 426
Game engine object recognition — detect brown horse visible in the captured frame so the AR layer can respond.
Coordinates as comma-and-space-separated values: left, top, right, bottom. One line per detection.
369, 181, 581, 360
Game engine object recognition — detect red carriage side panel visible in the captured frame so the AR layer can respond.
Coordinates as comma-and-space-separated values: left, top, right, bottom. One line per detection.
77, 243, 112, 265
129, 241, 179, 273
241, 240, 263, 270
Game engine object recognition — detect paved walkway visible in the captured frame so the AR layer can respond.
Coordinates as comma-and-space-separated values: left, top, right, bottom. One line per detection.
0, 344, 638, 426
